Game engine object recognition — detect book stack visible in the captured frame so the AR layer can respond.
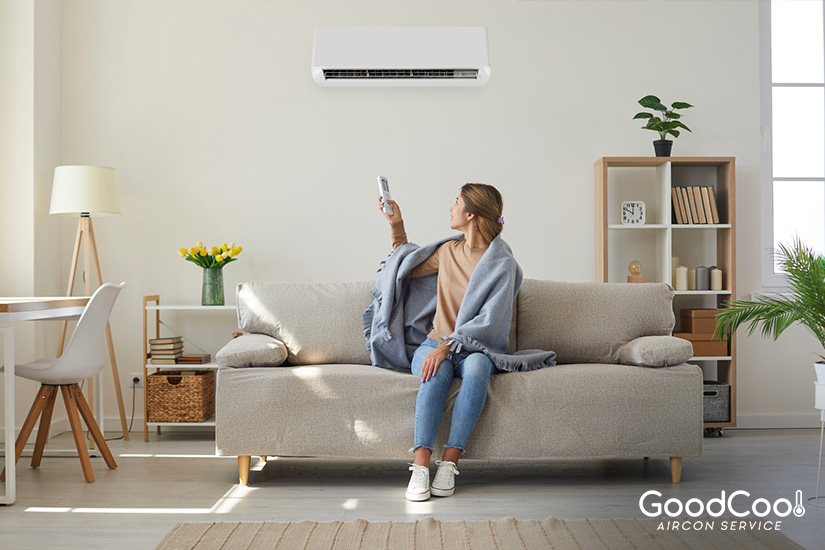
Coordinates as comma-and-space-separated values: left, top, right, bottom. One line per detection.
149, 336, 183, 364
178, 353, 211, 365
671, 186, 720, 225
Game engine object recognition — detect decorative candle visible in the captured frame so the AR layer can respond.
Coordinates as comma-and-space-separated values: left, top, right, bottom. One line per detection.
696, 265, 709, 291
688, 269, 696, 291
671, 257, 680, 287
711, 267, 723, 291
675, 266, 688, 291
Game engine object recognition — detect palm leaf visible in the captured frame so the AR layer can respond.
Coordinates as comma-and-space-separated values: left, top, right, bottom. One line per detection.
714, 239, 825, 356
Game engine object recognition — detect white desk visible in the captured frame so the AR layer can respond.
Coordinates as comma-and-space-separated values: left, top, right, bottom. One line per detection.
0, 297, 88, 505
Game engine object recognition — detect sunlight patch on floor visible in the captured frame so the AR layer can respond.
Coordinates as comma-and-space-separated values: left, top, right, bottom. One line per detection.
405, 500, 434, 515
25, 484, 257, 515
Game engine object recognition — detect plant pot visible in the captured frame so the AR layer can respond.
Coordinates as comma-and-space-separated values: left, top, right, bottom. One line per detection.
816, 361, 825, 383
202, 267, 224, 306
653, 140, 673, 157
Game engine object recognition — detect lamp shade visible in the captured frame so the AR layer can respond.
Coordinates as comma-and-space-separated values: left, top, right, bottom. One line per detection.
49, 165, 121, 216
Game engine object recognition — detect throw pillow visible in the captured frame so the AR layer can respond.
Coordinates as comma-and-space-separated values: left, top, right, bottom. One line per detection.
618, 335, 693, 368
216, 333, 288, 368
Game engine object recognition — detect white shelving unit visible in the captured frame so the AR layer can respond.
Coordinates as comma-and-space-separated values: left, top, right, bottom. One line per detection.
595, 157, 737, 430
142, 296, 236, 441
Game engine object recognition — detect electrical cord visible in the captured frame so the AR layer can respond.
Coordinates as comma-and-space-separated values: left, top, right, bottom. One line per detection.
104, 381, 136, 442
77, 379, 137, 442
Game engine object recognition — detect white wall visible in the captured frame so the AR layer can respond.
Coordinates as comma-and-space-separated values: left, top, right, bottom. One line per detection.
0, 0, 65, 430
5, 0, 816, 431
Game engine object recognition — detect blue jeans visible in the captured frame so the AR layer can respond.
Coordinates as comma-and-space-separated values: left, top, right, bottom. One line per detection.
411, 338, 497, 453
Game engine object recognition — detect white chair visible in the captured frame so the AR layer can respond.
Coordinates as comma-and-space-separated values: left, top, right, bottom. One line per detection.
1, 282, 126, 483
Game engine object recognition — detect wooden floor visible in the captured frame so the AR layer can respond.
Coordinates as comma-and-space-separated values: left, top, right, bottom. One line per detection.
1, 428, 825, 549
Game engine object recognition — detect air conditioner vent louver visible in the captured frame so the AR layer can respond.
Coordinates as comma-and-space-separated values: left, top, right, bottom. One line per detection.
312, 27, 491, 87
323, 69, 479, 80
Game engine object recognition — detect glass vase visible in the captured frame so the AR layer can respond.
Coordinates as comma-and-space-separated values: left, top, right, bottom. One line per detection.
201, 267, 224, 306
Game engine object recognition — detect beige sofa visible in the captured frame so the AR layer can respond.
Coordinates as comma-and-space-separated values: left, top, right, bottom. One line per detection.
215, 280, 703, 486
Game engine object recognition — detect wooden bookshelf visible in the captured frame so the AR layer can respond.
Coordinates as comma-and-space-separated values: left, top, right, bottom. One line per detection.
595, 157, 736, 434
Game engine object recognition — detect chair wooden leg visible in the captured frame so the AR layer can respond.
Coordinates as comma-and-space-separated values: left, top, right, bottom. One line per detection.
1, 385, 50, 481
670, 456, 683, 484
71, 384, 117, 469
62, 385, 95, 482
238, 456, 251, 486
31, 386, 59, 468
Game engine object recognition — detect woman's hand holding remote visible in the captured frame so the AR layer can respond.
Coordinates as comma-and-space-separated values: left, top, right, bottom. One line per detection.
379, 197, 403, 224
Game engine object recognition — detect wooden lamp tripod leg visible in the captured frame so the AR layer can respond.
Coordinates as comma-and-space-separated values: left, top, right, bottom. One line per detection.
56, 216, 130, 442
86, 218, 129, 441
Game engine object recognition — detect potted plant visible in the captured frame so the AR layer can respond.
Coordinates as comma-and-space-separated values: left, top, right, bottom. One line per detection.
713, 239, 825, 382
633, 95, 693, 157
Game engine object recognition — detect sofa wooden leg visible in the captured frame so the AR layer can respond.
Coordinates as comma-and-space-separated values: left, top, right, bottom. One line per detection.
643, 456, 650, 460
238, 456, 251, 486
670, 456, 682, 483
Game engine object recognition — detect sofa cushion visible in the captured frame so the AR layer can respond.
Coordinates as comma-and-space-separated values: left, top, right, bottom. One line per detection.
236, 281, 373, 365
516, 280, 675, 364
216, 362, 703, 460
618, 336, 693, 368
216, 333, 288, 368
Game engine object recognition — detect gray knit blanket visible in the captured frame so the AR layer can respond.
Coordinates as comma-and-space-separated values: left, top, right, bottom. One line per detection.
362, 234, 556, 373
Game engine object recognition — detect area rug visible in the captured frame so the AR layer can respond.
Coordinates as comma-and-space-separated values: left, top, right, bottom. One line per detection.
154, 516, 805, 550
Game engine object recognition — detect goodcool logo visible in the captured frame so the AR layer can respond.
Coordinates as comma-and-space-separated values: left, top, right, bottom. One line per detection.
639, 489, 806, 531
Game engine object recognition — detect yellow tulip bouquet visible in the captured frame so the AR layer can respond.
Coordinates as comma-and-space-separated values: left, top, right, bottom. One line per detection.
178, 240, 243, 305
178, 240, 243, 269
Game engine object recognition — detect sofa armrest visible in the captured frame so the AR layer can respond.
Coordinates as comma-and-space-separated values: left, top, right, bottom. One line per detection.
216, 333, 288, 368
618, 336, 693, 368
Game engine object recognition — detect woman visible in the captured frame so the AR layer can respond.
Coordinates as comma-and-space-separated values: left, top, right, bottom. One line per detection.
378, 183, 513, 502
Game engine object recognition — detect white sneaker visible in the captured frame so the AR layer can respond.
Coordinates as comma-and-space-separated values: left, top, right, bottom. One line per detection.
431, 460, 459, 497
405, 464, 431, 501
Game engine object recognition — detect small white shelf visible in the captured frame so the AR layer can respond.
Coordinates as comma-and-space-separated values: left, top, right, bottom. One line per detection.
606, 224, 732, 230
674, 290, 732, 296
148, 415, 215, 428
146, 362, 220, 370
672, 224, 731, 229
143, 295, 234, 442
145, 304, 235, 311
608, 224, 668, 230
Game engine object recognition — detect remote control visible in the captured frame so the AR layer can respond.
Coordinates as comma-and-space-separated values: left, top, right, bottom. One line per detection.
378, 176, 393, 216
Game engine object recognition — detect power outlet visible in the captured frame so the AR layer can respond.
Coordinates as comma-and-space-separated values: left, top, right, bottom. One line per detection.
129, 372, 144, 388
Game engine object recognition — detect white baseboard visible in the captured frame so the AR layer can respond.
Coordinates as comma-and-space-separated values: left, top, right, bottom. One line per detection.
0, 417, 71, 442
0, 415, 216, 442
734, 413, 823, 429
0, 417, 132, 442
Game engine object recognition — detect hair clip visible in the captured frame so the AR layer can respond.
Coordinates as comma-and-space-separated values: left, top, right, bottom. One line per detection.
497, 216, 505, 225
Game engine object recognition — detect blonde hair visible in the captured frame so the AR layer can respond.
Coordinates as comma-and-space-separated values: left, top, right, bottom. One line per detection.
460, 183, 504, 243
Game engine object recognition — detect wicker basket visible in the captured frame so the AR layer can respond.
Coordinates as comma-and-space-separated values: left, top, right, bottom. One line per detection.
147, 370, 215, 423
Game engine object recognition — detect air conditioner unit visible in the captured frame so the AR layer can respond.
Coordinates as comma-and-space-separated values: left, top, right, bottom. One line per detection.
312, 27, 490, 87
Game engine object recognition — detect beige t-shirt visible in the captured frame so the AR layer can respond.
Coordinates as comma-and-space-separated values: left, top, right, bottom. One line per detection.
391, 221, 487, 348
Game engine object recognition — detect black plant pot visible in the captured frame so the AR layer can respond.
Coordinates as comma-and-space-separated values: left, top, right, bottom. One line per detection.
653, 140, 673, 157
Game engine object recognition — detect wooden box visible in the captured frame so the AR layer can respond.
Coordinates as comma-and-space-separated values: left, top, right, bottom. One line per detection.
147, 370, 215, 423
680, 309, 722, 334
673, 332, 728, 357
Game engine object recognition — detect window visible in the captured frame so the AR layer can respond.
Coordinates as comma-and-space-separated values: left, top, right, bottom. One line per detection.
762, 0, 825, 286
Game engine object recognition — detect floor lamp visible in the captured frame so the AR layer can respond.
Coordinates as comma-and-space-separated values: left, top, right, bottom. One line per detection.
50, 165, 129, 441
